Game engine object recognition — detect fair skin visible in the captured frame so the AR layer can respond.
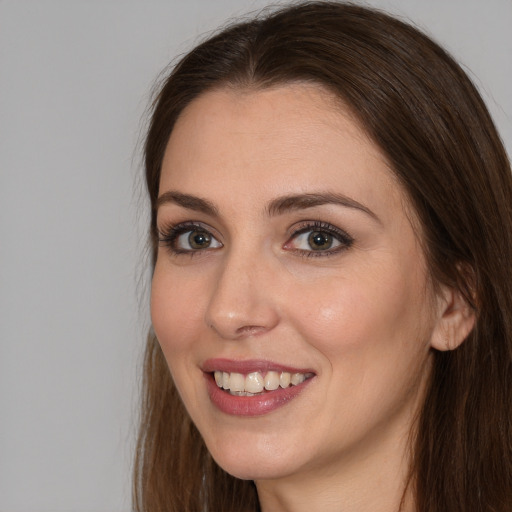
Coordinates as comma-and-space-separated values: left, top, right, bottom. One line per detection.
151, 84, 474, 512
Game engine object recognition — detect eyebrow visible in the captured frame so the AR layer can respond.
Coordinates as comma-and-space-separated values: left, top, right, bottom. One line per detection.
156, 190, 379, 223
266, 192, 380, 223
156, 191, 219, 217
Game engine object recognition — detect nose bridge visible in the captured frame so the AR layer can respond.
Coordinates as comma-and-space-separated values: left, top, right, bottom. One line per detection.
205, 241, 279, 339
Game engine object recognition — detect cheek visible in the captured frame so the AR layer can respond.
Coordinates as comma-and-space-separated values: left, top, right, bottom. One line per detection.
290, 264, 434, 436
150, 263, 206, 357
290, 261, 430, 360
150, 263, 211, 413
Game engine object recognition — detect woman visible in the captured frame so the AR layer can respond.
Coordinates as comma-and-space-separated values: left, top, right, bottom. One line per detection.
134, 2, 512, 511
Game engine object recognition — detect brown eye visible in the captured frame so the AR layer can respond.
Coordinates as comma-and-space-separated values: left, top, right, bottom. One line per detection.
307, 231, 333, 250
284, 221, 353, 257
188, 230, 211, 249
160, 224, 222, 253
290, 229, 341, 252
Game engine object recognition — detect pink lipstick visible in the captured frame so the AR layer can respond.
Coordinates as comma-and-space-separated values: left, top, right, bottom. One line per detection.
202, 358, 315, 416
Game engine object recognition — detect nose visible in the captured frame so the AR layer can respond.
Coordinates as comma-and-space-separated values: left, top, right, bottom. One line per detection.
204, 249, 280, 340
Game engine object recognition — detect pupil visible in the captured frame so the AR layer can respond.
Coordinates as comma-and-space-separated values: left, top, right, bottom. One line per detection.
308, 231, 332, 250
189, 231, 210, 249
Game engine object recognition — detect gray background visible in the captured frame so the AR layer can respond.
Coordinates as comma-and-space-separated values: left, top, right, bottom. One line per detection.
1, 0, 510, 510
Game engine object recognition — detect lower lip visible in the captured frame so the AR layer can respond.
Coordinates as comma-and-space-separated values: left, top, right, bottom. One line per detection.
204, 373, 313, 417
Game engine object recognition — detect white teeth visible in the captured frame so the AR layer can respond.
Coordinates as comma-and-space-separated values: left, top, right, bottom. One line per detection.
245, 372, 264, 393
290, 373, 306, 386
264, 371, 280, 391
279, 371, 291, 388
213, 370, 311, 393
229, 372, 245, 392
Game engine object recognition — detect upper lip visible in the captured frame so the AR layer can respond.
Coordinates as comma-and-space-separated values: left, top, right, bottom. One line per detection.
202, 358, 315, 375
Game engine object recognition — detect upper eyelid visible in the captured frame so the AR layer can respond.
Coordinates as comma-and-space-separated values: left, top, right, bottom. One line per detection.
158, 220, 219, 236
288, 220, 353, 240
292, 224, 346, 236
157, 221, 221, 244
158, 222, 223, 255
158, 219, 349, 233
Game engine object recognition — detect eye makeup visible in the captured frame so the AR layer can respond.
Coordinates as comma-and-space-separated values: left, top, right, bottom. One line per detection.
284, 220, 354, 258
157, 219, 354, 259
158, 221, 223, 256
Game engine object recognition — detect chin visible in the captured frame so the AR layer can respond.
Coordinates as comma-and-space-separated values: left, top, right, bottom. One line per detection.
211, 452, 298, 481
202, 428, 308, 481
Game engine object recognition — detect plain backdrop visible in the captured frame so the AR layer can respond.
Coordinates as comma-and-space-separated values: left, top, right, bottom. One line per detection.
1, 0, 510, 510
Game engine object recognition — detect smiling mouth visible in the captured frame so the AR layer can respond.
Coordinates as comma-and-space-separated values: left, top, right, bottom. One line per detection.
213, 370, 315, 396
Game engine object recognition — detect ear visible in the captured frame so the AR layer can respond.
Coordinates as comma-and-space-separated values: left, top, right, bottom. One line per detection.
430, 285, 476, 351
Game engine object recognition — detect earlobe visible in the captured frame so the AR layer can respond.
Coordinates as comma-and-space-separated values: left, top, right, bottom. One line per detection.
430, 285, 476, 352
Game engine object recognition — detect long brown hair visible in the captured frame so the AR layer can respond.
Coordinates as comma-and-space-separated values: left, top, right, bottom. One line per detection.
134, 2, 512, 510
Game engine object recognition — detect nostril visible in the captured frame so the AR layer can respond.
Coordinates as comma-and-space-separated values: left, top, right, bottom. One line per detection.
235, 325, 268, 337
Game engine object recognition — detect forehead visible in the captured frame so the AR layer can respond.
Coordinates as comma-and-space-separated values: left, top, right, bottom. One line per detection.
160, 84, 409, 226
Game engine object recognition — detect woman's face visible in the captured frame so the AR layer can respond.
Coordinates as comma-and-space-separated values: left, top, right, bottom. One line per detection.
151, 84, 446, 482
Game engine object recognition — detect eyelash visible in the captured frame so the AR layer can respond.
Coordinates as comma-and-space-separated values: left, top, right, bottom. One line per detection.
157, 220, 354, 258
157, 222, 220, 257
286, 221, 354, 258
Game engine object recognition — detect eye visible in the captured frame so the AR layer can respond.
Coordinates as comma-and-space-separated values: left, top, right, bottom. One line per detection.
284, 221, 353, 256
158, 223, 222, 254
295, 230, 338, 251
177, 230, 217, 250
